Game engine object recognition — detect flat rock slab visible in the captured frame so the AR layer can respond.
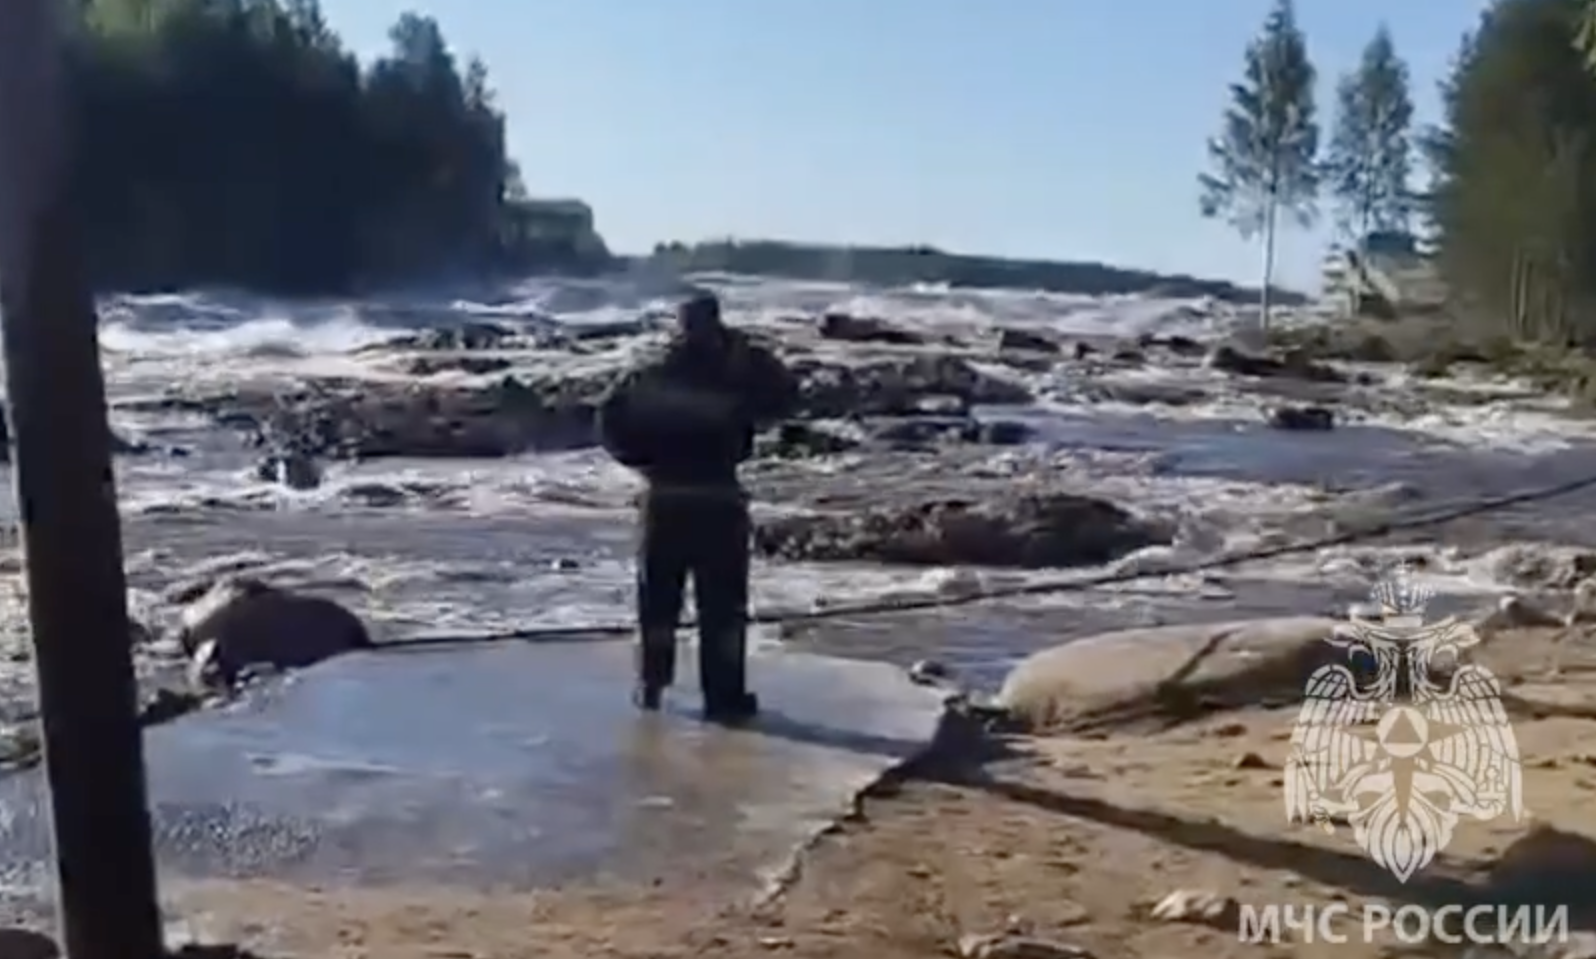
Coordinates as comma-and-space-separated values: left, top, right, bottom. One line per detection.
0, 641, 944, 916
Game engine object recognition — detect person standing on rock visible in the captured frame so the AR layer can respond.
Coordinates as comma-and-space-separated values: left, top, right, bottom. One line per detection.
598, 292, 800, 722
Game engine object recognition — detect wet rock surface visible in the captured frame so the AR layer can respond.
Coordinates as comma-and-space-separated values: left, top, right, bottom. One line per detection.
106, 299, 1491, 483
754, 492, 1171, 568
0, 641, 943, 913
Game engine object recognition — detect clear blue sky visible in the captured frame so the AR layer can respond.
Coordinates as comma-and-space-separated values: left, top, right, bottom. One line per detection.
319, 0, 1486, 291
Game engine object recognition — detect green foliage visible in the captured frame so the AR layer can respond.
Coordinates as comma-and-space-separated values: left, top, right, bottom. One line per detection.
68, 0, 604, 294
1325, 25, 1415, 240
1428, 0, 1596, 346
1198, 0, 1321, 239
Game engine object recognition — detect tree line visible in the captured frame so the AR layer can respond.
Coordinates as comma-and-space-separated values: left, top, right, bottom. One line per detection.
1202, 0, 1596, 346
67, 0, 604, 295
1198, 0, 1413, 326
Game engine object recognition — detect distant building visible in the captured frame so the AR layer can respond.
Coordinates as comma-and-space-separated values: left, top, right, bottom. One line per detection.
506, 198, 607, 257
1320, 230, 1444, 318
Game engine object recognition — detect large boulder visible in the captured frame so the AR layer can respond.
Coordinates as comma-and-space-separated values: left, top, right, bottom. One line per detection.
996, 617, 1343, 733
753, 492, 1170, 568
179, 577, 372, 687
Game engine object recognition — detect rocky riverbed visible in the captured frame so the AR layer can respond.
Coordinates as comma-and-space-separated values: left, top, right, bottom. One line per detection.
5, 276, 1596, 766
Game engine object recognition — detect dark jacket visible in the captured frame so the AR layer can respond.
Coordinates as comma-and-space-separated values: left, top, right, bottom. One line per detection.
598, 331, 799, 488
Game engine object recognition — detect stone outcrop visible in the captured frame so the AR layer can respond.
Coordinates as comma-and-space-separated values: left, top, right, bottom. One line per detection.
753, 492, 1170, 569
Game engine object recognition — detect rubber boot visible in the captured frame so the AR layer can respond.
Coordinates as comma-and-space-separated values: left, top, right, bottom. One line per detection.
634, 629, 676, 711
699, 628, 757, 724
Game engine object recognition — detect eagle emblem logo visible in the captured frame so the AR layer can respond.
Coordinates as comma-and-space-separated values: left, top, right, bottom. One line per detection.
1283, 565, 1525, 881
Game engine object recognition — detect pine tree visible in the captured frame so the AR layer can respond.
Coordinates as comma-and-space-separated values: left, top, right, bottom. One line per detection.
1325, 25, 1414, 315
1327, 26, 1414, 242
1431, 0, 1596, 344
1198, 0, 1320, 329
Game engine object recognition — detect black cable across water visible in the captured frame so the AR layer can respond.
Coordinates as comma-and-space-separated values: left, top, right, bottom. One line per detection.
380, 469, 1596, 651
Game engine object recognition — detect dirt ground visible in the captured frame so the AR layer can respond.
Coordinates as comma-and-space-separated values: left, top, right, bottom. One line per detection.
164, 622, 1596, 959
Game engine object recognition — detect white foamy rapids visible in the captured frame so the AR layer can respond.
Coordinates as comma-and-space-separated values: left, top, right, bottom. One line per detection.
0, 271, 1589, 648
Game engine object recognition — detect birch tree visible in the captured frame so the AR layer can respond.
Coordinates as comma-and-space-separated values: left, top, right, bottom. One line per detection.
1199, 0, 1320, 329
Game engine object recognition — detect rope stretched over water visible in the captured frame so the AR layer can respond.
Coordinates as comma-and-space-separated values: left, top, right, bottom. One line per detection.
381, 469, 1596, 650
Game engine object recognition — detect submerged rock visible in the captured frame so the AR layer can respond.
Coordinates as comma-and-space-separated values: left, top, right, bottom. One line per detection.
819, 312, 924, 345
254, 376, 603, 460
1268, 405, 1335, 431
792, 354, 1033, 418
179, 577, 372, 687
1137, 332, 1206, 356
404, 354, 514, 377
1205, 344, 1345, 383
366, 320, 521, 353
753, 492, 1170, 568
757, 422, 861, 459
995, 326, 1060, 354
188, 335, 1043, 460
256, 450, 323, 490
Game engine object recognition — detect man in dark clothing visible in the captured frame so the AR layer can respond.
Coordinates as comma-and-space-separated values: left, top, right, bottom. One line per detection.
597, 293, 800, 721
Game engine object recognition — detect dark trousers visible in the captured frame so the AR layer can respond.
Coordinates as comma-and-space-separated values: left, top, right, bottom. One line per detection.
635, 488, 752, 701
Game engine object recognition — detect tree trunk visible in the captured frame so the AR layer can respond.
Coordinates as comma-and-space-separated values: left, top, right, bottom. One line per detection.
1350, 206, 1369, 318
1260, 193, 1280, 333
0, 2, 164, 957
